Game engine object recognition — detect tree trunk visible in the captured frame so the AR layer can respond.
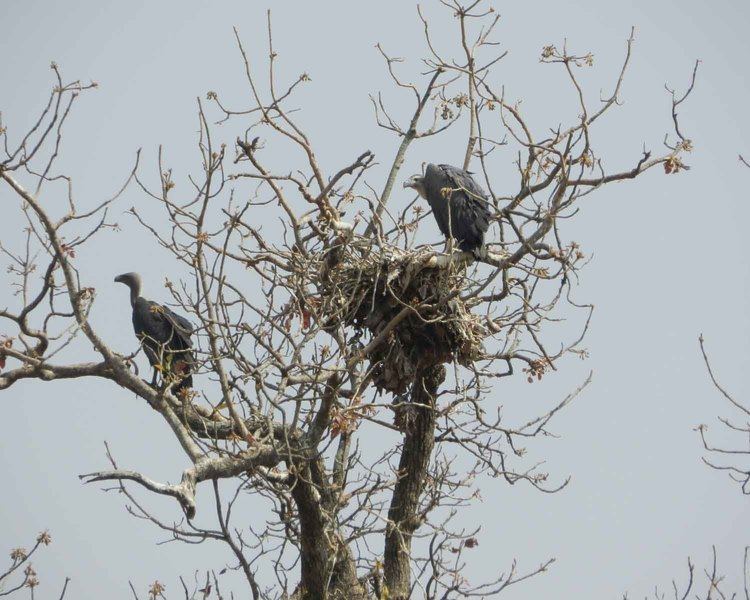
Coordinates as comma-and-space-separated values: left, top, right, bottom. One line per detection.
383, 364, 445, 599
291, 455, 368, 600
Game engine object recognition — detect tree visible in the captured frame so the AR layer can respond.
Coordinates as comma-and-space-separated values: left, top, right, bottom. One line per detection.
624, 335, 750, 600
698, 335, 750, 495
0, 2, 698, 598
0, 531, 65, 599
622, 547, 749, 600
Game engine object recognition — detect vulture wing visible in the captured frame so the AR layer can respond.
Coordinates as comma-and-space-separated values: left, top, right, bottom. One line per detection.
133, 298, 193, 361
160, 306, 194, 349
159, 305, 195, 391
435, 164, 491, 252
422, 163, 452, 237
438, 164, 488, 206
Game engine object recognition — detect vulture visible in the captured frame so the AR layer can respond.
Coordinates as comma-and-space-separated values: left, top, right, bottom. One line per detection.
114, 272, 194, 393
403, 163, 491, 257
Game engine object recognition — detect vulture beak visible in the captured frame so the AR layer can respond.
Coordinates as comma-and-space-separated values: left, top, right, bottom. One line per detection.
403, 176, 419, 190
114, 275, 124, 283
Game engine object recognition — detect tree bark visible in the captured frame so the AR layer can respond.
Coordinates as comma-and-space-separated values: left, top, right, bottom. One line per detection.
383, 364, 445, 599
290, 454, 367, 600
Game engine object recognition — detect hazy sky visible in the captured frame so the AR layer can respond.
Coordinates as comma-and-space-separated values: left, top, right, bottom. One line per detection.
2, 1, 749, 598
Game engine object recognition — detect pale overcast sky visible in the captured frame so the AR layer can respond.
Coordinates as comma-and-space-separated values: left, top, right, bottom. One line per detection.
1, 1, 749, 598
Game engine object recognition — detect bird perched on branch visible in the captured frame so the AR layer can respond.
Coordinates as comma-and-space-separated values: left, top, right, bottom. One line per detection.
114, 272, 194, 393
403, 163, 491, 257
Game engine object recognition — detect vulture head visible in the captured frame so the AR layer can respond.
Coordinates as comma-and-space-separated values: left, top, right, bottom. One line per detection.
403, 173, 427, 199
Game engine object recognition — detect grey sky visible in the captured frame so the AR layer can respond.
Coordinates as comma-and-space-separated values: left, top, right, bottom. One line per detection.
1, 0, 749, 598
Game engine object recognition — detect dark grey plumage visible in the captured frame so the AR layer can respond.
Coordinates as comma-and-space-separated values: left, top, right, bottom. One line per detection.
114, 272, 194, 392
403, 163, 491, 256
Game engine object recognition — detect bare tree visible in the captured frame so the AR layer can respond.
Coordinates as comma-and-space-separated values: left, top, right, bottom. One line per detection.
697, 334, 750, 494
0, 531, 69, 599
0, 2, 698, 598
623, 547, 750, 600
659, 297, 750, 600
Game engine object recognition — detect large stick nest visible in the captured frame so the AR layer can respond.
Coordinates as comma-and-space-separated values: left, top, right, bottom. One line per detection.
320, 240, 486, 395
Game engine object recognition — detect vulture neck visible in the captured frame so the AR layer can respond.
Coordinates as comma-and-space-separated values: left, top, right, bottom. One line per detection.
128, 280, 141, 308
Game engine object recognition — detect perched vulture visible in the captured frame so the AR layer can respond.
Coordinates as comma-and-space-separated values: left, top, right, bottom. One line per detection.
403, 163, 491, 257
114, 272, 194, 392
